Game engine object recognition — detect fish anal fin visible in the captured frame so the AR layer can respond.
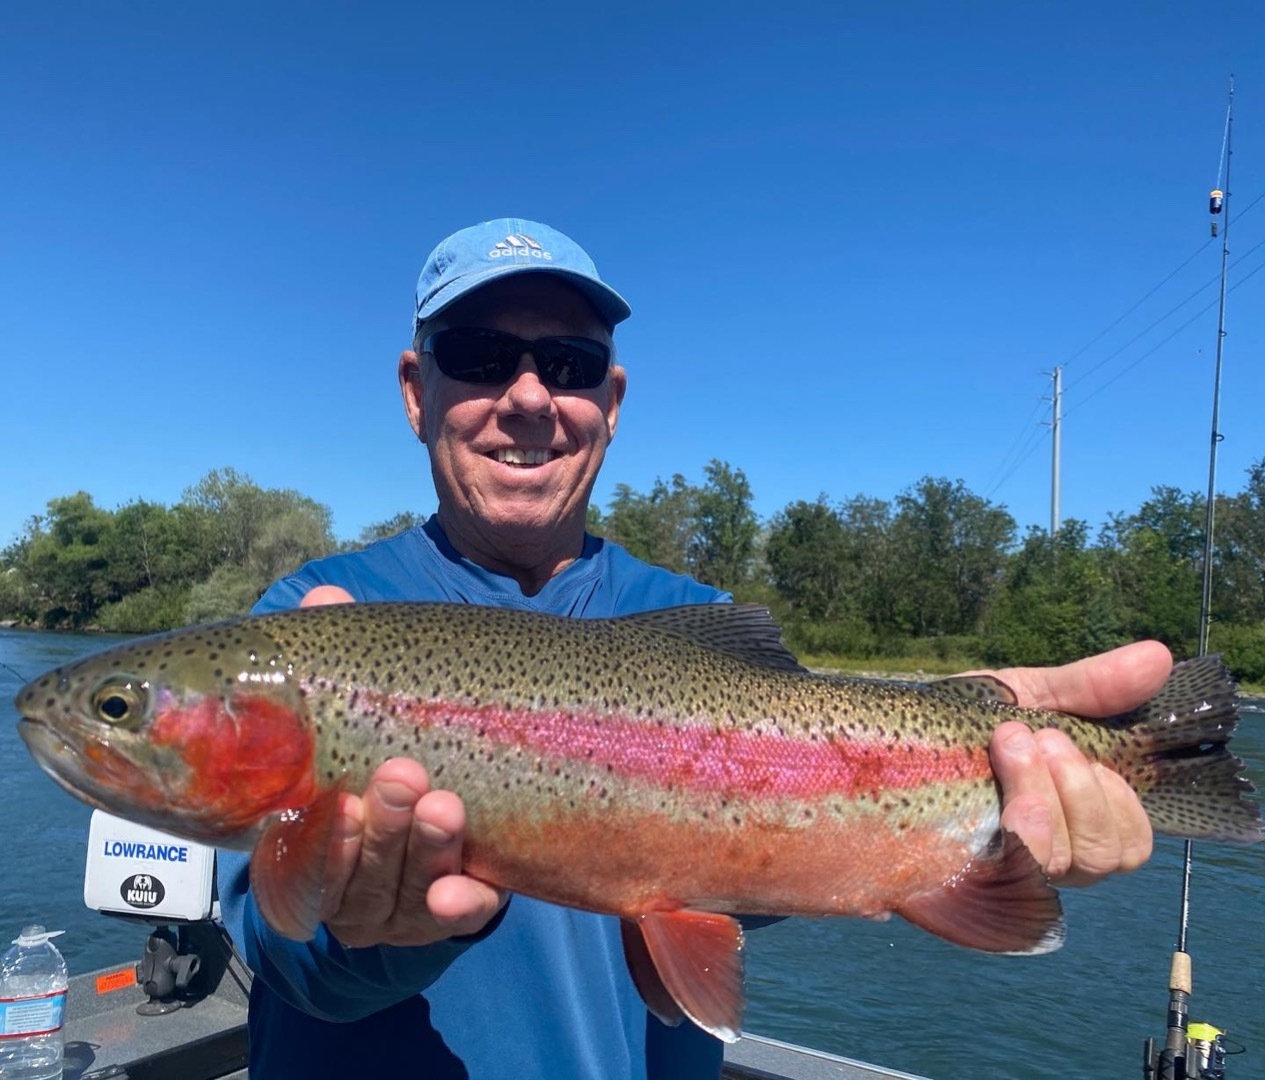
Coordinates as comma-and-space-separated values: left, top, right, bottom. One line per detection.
898, 829, 1065, 955
934, 674, 1019, 706
250, 783, 343, 941
620, 919, 685, 1028
634, 909, 745, 1042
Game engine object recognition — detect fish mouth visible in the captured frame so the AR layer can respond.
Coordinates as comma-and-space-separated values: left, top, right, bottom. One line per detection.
18, 718, 119, 812
18, 717, 171, 826
489, 447, 559, 468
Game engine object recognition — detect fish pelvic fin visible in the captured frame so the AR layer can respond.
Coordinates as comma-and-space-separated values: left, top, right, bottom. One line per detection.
628, 910, 746, 1043
1107, 655, 1262, 844
898, 829, 1065, 955
250, 782, 343, 941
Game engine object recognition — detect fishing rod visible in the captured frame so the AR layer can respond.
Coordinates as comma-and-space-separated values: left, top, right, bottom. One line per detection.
1141, 77, 1243, 1080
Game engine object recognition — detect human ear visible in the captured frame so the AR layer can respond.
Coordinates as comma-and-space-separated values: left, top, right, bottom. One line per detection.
605, 363, 627, 439
398, 350, 426, 443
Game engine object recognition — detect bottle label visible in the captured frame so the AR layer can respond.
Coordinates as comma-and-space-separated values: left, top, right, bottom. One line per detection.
0, 990, 66, 1038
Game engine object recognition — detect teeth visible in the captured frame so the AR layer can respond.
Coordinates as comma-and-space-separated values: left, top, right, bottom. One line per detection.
493, 448, 553, 466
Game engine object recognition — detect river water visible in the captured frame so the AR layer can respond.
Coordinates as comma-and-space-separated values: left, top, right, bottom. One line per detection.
1, 627, 1261, 1079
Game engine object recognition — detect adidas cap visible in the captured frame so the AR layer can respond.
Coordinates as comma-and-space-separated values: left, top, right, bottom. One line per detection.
414, 218, 632, 330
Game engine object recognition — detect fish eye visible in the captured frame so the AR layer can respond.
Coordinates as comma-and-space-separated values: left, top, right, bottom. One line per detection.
91, 680, 147, 727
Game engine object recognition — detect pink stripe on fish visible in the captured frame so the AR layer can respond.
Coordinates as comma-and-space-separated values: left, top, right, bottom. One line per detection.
358, 691, 989, 799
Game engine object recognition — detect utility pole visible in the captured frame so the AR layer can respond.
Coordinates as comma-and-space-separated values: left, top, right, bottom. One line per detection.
1049, 366, 1062, 536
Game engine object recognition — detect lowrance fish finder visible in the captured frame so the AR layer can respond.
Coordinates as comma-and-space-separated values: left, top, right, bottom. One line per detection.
84, 811, 216, 922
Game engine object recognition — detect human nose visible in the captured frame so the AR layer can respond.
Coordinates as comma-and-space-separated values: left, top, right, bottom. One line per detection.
499, 356, 556, 418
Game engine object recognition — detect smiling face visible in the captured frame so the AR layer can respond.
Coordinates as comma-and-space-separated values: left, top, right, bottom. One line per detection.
400, 274, 627, 593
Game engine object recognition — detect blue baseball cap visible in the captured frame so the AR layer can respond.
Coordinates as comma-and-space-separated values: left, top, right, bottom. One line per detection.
414, 218, 632, 331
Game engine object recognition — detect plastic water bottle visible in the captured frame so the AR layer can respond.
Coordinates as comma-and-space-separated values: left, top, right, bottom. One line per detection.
0, 927, 68, 1080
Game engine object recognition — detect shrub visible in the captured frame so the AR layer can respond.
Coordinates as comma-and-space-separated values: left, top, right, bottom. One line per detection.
97, 587, 191, 633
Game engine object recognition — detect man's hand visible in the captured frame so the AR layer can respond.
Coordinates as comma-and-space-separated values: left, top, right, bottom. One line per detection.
300, 586, 507, 948
986, 640, 1170, 887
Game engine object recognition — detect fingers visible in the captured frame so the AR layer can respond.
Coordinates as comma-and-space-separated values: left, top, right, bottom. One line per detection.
394, 791, 466, 914
993, 723, 1064, 875
994, 639, 1172, 715
317, 791, 366, 924
992, 724, 1153, 886
318, 760, 506, 948
427, 875, 507, 937
293, 588, 506, 942
301, 585, 356, 607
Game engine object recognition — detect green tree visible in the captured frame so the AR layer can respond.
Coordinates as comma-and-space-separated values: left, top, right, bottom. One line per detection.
837, 495, 900, 641
1099, 486, 1204, 652
23, 493, 117, 627
765, 497, 849, 621
889, 477, 1015, 637
601, 474, 696, 573
185, 565, 264, 623
1213, 459, 1265, 625
357, 511, 426, 547
983, 521, 1127, 666
688, 460, 758, 592
179, 467, 335, 586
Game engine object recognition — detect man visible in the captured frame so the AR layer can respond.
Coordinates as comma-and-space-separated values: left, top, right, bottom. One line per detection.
219, 218, 1161, 1079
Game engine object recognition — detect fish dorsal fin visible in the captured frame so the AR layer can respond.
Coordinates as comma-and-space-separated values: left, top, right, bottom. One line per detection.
620, 605, 806, 672
934, 673, 1019, 706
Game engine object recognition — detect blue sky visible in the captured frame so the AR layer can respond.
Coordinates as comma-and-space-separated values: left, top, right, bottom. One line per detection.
3, 2, 1262, 549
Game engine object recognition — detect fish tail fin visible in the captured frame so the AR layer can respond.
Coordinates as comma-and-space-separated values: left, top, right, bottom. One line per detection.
1106, 655, 1262, 844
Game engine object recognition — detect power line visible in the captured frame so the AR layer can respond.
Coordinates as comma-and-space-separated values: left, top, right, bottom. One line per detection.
984, 185, 1265, 507
1064, 252, 1265, 417
1055, 187, 1264, 374
1069, 230, 1265, 385
984, 393, 1047, 493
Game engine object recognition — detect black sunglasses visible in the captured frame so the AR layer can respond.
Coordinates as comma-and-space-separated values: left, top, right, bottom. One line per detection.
421, 328, 611, 390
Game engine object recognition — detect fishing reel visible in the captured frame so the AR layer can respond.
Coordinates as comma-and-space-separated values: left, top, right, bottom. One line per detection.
1143, 1019, 1245, 1079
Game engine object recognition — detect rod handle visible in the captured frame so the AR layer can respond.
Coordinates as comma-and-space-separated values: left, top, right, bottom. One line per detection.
1169, 951, 1192, 994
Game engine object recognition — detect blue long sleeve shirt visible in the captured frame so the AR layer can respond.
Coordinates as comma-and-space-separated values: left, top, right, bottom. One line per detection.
218, 517, 738, 1079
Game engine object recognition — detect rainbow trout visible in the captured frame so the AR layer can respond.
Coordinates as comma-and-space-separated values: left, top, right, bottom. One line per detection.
14, 602, 1263, 1040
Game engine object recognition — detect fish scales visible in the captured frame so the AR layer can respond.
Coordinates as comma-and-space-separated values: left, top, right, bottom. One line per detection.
243, 605, 1043, 917
15, 600, 1262, 1043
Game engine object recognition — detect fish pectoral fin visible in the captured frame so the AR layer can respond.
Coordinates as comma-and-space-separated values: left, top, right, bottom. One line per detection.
620, 919, 685, 1028
250, 783, 342, 941
932, 674, 1019, 706
631, 909, 745, 1043
897, 829, 1065, 955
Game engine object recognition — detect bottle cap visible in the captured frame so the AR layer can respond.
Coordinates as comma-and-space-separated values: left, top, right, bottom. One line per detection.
13, 926, 66, 947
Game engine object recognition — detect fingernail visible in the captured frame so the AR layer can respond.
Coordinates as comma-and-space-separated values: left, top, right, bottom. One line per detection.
417, 821, 453, 845
1003, 727, 1036, 755
333, 816, 362, 842
377, 780, 419, 811
1022, 802, 1052, 830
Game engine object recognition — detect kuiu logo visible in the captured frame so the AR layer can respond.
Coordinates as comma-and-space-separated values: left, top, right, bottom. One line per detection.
121, 872, 165, 909
489, 233, 553, 261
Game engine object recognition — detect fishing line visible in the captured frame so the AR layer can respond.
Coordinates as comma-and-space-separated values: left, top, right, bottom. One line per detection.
1064, 253, 1265, 419
983, 184, 1263, 508
1067, 231, 1265, 390
0, 660, 30, 684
